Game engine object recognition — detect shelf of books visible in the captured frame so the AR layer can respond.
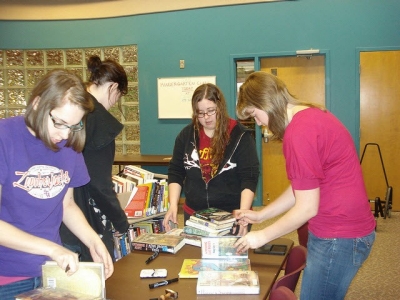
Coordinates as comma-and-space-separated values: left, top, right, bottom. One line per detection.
113, 165, 168, 261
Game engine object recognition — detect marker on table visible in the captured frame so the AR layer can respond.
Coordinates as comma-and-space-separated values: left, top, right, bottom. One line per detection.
149, 278, 178, 289
145, 251, 159, 264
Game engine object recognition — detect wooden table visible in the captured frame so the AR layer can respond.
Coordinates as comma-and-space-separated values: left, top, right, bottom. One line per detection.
105, 238, 294, 300
114, 154, 171, 166
113, 154, 172, 173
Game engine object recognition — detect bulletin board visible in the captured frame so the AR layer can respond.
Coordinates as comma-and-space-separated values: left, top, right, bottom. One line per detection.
157, 76, 216, 119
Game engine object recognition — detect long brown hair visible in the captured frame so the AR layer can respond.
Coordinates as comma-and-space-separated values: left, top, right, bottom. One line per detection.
191, 83, 230, 166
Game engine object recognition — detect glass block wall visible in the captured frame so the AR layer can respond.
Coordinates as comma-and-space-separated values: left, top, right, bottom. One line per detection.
0, 46, 140, 156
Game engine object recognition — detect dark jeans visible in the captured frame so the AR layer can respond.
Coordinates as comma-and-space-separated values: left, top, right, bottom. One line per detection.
0, 277, 41, 300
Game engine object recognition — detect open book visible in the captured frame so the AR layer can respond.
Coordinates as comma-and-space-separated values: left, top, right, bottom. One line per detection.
41, 261, 105, 299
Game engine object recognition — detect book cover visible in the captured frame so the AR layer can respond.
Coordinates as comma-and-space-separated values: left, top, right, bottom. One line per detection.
124, 183, 153, 218
185, 220, 232, 235
15, 287, 102, 300
41, 261, 105, 299
165, 228, 202, 247
189, 215, 234, 230
179, 258, 251, 278
193, 207, 236, 225
201, 236, 248, 259
131, 233, 185, 254
196, 270, 260, 295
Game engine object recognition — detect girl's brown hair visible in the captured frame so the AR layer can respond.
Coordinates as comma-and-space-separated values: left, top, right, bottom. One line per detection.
191, 83, 230, 166
237, 71, 324, 140
25, 69, 94, 152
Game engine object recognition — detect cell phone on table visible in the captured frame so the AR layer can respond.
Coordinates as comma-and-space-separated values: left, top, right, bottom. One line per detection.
140, 269, 168, 278
254, 244, 287, 255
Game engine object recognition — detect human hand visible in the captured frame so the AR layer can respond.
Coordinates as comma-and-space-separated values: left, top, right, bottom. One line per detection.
237, 224, 249, 237
49, 245, 80, 276
162, 206, 178, 232
234, 230, 267, 254
233, 209, 261, 225
89, 241, 114, 279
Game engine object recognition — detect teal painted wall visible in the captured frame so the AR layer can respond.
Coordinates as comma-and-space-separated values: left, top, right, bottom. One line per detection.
1, 0, 399, 154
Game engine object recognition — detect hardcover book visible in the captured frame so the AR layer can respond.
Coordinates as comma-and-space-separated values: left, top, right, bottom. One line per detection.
185, 220, 232, 235
41, 261, 105, 299
196, 270, 260, 295
193, 207, 236, 225
189, 215, 235, 230
179, 258, 251, 278
131, 233, 185, 254
15, 287, 101, 300
201, 236, 248, 259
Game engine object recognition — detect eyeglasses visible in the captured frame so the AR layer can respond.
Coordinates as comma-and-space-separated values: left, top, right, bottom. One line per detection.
196, 108, 217, 118
49, 112, 84, 132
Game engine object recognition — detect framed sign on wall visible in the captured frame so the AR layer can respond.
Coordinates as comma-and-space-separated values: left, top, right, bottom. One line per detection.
157, 76, 216, 119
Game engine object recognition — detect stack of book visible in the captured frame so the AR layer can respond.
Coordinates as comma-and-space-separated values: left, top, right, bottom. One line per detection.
178, 236, 260, 295
184, 207, 236, 237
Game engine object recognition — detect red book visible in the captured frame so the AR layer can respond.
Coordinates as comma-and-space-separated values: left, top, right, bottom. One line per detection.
124, 185, 150, 217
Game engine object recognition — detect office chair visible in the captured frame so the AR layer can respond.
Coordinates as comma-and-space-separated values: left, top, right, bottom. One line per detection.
269, 245, 307, 297
269, 286, 298, 300
297, 222, 309, 248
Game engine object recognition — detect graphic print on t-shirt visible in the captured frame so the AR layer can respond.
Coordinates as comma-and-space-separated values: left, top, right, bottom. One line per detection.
198, 146, 218, 183
13, 165, 70, 199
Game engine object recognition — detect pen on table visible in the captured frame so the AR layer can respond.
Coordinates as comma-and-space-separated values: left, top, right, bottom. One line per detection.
149, 278, 179, 289
145, 250, 159, 264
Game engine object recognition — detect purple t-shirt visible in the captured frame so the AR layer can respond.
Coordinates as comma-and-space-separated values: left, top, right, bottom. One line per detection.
283, 108, 375, 238
0, 116, 90, 277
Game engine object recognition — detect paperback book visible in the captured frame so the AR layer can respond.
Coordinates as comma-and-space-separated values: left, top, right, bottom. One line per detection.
193, 207, 236, 225
201, 236, 248, 259
185, 220, 232, 236
41, 261, 105, 299
131, 233, 185, 254
179, 258, 251, 278
196, 270, 260, 295
165, 228, 202, 247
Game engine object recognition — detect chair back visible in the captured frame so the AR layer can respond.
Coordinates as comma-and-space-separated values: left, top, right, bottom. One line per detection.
269, 286, 297, 300
270, 245, 307, 295
284, 244, 307, 275
297, 222, 308, 248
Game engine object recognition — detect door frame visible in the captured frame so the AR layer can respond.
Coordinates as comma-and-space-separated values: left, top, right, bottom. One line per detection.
357, 46, 400, 212
230, 50, 331, 206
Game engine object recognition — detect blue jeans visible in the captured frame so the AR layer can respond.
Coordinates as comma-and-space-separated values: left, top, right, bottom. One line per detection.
0, 277, 42, 300
300, 230, 375, 300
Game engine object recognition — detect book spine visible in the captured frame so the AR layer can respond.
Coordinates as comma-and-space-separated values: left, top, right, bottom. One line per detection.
189, 216, 220, 229
183, 225, 219, 236
185, 220, 226, 234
